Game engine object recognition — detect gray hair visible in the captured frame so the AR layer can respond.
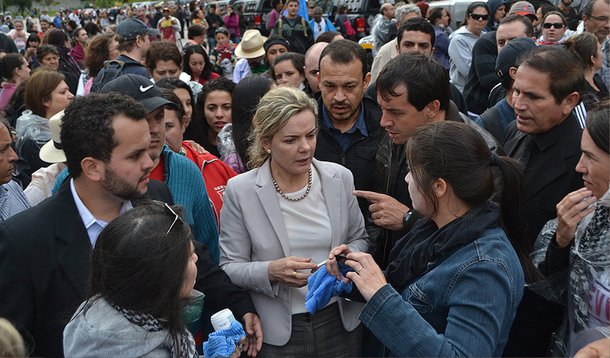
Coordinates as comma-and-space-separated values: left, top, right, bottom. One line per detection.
582, 0, 609, 17
395, 4, 422, 24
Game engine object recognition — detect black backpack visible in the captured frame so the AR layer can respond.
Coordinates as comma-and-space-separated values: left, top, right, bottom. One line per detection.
90, 59, 126, 93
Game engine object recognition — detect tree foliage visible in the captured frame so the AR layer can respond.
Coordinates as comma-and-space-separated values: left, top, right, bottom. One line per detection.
5, 0, 32, 11
95, 0, 114, 8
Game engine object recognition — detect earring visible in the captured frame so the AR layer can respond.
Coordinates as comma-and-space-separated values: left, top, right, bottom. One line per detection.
266, 149, 271, 154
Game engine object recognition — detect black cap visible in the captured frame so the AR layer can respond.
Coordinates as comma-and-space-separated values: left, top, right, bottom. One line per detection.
264, 36, 290, 53
100, 74, 176, 113
116, 18, 159, 41
496, 37, 537, 81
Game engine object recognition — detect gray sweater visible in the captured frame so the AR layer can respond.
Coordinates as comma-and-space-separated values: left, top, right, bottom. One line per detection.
448, 27, 480, 93
63, 298, 175, 357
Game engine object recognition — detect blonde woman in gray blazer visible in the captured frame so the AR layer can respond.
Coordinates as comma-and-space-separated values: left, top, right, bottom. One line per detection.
219, 87, 368, 357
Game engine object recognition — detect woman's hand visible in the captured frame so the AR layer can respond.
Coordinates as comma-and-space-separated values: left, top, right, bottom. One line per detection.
574, 338, 610, 358
326, 244, 352, 281
185, 140, 209, 155
24, 47, 36, 61
556, 188, 597, 248
242, 312, 263, 357
268, 256, 317, 287
343, 252, 387, 301
232, 337, 246, 358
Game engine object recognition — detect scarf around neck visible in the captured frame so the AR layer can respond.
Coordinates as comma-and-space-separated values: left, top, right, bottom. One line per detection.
385, 201, 503, 291
110, 302, 198, 358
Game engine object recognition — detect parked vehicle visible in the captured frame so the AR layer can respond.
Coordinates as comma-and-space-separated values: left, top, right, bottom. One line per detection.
230, 0, 380, 36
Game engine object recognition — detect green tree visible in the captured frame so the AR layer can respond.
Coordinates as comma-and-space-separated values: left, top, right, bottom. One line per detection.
95, 0, 113, 8
6, 0, 32, 11
38, 0, 59, 8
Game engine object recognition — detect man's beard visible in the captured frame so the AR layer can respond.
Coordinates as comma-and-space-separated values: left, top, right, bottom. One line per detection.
102, 166, 146, 201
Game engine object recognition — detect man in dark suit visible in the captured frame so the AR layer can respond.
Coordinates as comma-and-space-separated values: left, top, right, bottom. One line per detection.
0, 93, 263, 357
503, 46, 584, 357
0, 93, 157, 356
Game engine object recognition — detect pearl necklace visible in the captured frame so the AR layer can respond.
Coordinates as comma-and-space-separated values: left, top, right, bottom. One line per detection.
271, 167, 313, 202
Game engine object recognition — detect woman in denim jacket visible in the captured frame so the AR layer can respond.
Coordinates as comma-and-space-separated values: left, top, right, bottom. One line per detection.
327, 121, 536, 357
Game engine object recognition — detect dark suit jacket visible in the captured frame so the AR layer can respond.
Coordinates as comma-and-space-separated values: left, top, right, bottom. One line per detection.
502, 114, 583, 357
504, 114, 584, 247
0, 184, 90, 357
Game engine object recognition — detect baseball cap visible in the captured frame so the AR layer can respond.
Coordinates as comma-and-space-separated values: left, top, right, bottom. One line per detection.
100, 74, 176, 113
116, 18, 159, 41
508, 1, 537, 21
39, 110, 67, 163
496, 37, 537, 81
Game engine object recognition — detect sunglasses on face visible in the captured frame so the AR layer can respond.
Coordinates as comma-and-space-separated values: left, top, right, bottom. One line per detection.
542, 22, 564, 29
470, 13, 489, 21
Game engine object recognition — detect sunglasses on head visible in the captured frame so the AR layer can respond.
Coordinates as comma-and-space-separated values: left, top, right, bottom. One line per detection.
542, 22, 564, 29
470, 13, 489, 21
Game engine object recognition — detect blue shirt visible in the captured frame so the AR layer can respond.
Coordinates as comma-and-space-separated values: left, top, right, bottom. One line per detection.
70, 179, 133, 247
320, 103, 368, 153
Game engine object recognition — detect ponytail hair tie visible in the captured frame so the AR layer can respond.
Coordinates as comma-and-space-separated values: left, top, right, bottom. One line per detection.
490, 153, 500, 167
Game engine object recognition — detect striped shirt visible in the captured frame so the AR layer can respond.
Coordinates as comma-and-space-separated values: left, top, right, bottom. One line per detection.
0, 181, 30, 221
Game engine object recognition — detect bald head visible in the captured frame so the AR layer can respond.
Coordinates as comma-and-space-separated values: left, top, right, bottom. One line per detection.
305, 42, 329, 94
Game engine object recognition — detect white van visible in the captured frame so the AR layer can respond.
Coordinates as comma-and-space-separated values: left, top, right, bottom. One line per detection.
428, 0, 488, 29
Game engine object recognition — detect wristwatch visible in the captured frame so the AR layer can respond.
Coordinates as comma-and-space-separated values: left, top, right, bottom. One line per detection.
402, 210, 413, 228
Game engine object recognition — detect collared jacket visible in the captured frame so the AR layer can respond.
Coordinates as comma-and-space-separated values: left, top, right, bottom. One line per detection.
369, 101, 503, 269
219, 159, 368, 346
53, 146, 220, 262
360, 227, 524, 356
314, 95, 384, 214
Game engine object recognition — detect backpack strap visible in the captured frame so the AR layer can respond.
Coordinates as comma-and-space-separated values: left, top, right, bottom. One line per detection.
301, 17, 308, 37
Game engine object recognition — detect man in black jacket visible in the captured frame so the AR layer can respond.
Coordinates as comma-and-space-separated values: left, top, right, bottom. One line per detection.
206, 4, 225, 48
314, 40, 384, 215
502, 45, 584, 358
355, 53, 500, 270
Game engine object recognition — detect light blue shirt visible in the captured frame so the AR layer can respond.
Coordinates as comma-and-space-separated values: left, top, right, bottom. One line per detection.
70, 179, 133, 247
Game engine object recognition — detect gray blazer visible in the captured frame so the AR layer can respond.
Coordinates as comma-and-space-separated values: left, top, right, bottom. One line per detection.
219, 159, 368, 346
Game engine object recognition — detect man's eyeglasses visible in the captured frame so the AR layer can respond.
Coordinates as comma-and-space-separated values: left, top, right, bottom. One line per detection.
470, 13, 489, 21
542, 22, 564, 29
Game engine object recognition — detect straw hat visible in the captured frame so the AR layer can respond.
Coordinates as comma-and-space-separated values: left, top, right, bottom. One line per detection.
235, 30, 267, 59
39, 110, 67, 163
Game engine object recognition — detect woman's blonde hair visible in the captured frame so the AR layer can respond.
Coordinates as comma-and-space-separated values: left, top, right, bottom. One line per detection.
0, 318, 26, 357
248, 87, 318, 168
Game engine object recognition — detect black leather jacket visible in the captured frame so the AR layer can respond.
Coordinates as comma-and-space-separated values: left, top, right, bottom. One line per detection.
368, 101, 503, 269
314, 95, 384, 215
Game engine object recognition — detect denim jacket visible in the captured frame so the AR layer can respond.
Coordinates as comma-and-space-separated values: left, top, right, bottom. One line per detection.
360, 227, 524, 357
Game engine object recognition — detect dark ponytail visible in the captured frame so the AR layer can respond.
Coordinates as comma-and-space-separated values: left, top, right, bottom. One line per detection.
407, 121, 540, 283
493, 155, 541, 283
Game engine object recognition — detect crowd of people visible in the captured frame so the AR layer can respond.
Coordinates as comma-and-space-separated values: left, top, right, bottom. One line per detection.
0, 0, 608, 356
